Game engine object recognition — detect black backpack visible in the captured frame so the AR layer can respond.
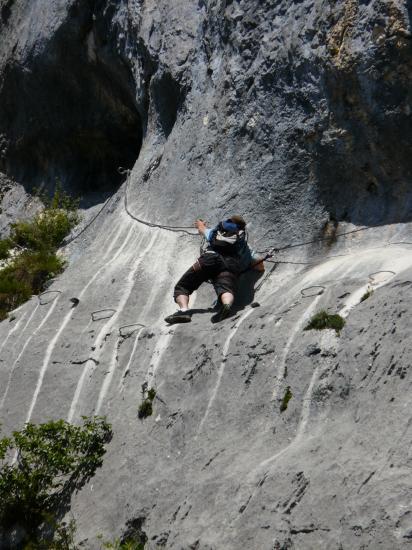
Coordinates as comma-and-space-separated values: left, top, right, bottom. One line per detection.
209, 222, 245, 256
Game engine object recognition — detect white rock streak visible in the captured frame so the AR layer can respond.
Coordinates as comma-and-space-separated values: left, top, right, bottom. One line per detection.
1, 299, 59, 411
94, 231, 158, 415
271, 294, 322, 402
259, 365, 321, 470
67, 224, 142, 421
257, 249, 412, 473
197, 308, 255, 435
102, 222, 125, 261
27, 220, 137, 423
145, 329, 175, 390
25, 232, 139, 423
0, 303, 40, 409
0, 306, 29, 358
118, 327, 145, 392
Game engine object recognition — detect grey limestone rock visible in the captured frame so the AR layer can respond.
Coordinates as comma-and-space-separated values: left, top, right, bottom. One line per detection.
0, 0, 412, 548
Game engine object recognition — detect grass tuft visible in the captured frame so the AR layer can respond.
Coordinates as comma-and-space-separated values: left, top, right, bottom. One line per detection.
147, 388, 156, 401
280, 386, 292, 413
360, 287, 373, 302
138, 400, 153, 419
102, 537, 145, 550
138, 387, 156, 419
304, 310, 345, 334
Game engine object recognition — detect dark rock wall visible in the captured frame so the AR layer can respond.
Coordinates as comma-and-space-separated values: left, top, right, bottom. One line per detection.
0, 0, 142, 193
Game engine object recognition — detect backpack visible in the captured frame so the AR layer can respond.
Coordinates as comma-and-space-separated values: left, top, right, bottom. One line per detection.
209, 220, 245, 256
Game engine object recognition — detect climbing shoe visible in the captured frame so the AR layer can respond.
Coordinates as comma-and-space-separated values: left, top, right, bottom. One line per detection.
164, 311, 192, 324
211, 303, 232, 323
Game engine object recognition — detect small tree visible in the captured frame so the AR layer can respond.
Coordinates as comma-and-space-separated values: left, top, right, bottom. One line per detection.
0, 417, 112, 547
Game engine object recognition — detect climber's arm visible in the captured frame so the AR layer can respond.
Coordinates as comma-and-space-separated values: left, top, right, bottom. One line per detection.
195, 219, 213, 241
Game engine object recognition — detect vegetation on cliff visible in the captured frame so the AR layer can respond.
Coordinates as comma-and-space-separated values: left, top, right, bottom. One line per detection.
0, 416, 112, 548
0, 186, 79, 320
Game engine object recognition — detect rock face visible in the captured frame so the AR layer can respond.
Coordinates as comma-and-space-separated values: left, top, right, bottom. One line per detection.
0, 1, 412, 548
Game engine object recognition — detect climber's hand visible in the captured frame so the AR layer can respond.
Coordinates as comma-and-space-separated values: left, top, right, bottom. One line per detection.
195, 219, 207, 235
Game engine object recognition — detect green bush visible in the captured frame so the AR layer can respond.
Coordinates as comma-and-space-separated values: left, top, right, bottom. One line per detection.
280, 387, 292, 413
9, 184, 79, 253
0, 268, 32, 320
0, 250, 65, 318
138, 400, 153, 419
102, 538, 145, 550
12, 208, 79, 251
360, 287, 373, 302
11, 249, 65, 293
0, 187, 79, 321
35, 182, 80, 213
0, 417, 112, 547
304, 310, 345, 334
23, 519, 77, 550
0, 239, 12, 260
147, 388, 156, 401
138, 387, 156, 420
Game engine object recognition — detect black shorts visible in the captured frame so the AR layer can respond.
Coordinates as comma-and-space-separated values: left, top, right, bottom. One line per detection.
173, 252, 240, 301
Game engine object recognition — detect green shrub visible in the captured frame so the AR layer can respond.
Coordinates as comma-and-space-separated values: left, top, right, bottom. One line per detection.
147, 388, 156, 401
35, 182, 80, 213
0, 416, 112, 546
0, 268, 32, 316
23, 519, 78, 549
0, 250, 64, 316
304, 310, 345, 334
0, 186, 79, 321
138, 387, 156, 420
360, 287, 373, 302
11, 208, 79, 251
102, 538, 145, 550
11, 183, 79, 252
11, 250, 65, 293
0, 239, 11, 260
280, 387, 292, 413
138, 400, 153, 419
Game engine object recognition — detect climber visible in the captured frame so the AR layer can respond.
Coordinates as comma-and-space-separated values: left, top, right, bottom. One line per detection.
165, 215, 264, 324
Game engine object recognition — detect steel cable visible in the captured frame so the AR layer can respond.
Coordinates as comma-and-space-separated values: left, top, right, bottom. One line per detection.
120, 168, 198, 236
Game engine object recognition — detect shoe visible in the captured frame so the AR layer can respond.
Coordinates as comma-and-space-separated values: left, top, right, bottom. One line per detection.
211, 304, 232, 323
164, 310, 192, 324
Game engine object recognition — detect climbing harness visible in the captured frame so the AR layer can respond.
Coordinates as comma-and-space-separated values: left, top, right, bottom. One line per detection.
120, 168, 198, 237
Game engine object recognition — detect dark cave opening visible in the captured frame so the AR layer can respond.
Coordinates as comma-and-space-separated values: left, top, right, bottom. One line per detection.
151, 71, 184, 139
1, 63, 142, 199
0, 4, 143, 202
